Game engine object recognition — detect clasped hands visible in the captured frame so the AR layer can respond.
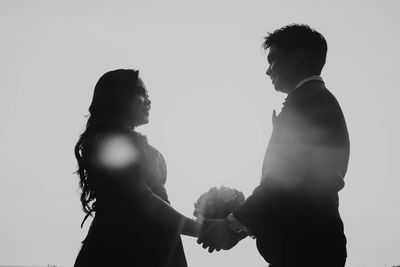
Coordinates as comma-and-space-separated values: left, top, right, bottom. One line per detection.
197, 218, 244, 253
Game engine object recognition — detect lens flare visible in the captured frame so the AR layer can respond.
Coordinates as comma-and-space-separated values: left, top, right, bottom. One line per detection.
96, 134, 139, 169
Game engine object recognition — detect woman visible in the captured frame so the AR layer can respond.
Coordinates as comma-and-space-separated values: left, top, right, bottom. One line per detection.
74, 69, 200, 267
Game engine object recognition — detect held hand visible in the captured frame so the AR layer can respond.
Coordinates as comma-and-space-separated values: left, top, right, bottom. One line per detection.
197, 219, 236, 253
220, 234, 240, 250
221, 231, 248, 250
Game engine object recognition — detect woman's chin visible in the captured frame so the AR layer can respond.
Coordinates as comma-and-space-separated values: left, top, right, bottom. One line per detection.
135, 117, 149, 127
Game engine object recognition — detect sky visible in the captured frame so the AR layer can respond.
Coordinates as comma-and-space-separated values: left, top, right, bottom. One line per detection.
0, 0, 399, 266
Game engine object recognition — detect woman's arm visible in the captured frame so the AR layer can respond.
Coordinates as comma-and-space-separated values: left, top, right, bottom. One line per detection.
140, 192, 202, 237
94, 133, 201, 237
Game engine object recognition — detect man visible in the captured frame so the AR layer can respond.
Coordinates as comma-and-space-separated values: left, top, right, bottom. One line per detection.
198, 24, 350, 267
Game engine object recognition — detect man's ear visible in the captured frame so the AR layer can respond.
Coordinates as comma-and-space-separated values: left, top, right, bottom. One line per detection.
293, 48, 305, 65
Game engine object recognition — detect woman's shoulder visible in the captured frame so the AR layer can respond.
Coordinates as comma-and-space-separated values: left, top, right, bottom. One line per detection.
89, 128, 147, 146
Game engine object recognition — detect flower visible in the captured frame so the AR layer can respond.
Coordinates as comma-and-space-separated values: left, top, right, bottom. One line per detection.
193, 186, 245, 222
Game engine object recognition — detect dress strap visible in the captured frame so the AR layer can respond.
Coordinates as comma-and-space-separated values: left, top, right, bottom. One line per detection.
80, 210, 94, 228
80, 203, 97, 228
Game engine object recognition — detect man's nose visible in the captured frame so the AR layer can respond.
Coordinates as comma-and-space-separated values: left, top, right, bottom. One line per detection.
266, 65, 272, 76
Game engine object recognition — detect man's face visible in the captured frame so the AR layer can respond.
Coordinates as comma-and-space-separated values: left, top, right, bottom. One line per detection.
266, 45, 298, 93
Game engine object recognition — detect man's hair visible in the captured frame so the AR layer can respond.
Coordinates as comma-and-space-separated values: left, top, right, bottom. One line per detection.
264, 24, 327, 75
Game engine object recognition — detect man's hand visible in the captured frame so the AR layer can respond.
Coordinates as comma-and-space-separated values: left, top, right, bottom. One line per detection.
222, 231, 248, 250
197, 219, 237, 253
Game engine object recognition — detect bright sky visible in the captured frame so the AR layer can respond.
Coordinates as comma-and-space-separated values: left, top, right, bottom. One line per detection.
0, 1, 399, 266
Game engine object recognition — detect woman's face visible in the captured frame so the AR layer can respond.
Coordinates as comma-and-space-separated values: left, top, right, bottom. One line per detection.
129, 77, 151, 127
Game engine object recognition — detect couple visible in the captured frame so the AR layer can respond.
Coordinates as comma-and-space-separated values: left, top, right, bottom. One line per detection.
73, 24, 349, 267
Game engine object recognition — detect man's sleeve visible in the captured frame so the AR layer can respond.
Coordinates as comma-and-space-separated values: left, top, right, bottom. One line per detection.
233, 176, 289, 236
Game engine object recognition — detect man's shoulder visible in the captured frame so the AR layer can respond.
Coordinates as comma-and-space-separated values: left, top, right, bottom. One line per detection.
287, 82, 347, 128
296, 82, 340, 110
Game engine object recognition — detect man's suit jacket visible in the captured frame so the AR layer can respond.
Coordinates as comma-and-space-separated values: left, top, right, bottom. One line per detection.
234, 80, 349, 266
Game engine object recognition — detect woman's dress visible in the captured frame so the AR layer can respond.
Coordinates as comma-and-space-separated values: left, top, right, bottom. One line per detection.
74, 129, 187, 267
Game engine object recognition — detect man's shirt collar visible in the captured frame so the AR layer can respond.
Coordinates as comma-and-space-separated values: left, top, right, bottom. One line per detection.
282, 75, 324, 110
294, 75, 324, 90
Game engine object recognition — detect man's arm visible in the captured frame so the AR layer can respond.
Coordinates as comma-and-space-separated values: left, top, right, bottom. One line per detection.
197, 217, 249, 253
233, 176, 289, 236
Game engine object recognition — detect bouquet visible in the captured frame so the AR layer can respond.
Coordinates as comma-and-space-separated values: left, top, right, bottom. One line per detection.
193, 186, 245, 223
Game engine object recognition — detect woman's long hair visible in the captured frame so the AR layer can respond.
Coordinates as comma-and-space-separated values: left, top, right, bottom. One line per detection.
74, 69, 140, 216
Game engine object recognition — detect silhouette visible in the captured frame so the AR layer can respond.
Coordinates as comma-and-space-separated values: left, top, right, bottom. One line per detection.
73, 69, 201, 267
198, 24, 349, 267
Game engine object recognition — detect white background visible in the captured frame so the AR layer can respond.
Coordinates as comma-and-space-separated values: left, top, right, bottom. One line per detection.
0, 1, 399, 266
